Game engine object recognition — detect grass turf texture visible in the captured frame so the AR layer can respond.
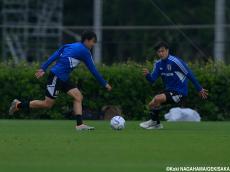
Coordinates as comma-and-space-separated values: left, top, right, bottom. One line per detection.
0, 120, 229, 172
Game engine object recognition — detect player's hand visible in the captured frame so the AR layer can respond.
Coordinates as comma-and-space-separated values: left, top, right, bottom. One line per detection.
199, 88, 208, 99
143, 68, 150, 76
35, 69, 45, 79
105, 83, 112, 91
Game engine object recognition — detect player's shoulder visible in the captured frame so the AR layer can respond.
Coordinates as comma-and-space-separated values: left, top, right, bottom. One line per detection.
68, 42, 84, 49
168, 54, 181, 61
168, 54, 186, 65
71, 42, 90, 54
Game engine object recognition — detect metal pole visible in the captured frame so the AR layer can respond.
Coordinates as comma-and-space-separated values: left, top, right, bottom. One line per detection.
93, 0, 102, 64
214, 0, 226, 62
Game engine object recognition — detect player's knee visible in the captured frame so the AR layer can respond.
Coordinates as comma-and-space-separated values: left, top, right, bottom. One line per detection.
148, 100, 157, 108
74, 94, 83, 103
148, 102, 157, 109
44, 101, 54, 109
68, 88, 83, 103
148, 102, 153, 108
154, 95, 162, 104
148, 96, 161, 108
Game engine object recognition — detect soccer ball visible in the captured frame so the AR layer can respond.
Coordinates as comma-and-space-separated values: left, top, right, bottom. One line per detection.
110, 116, 125, 130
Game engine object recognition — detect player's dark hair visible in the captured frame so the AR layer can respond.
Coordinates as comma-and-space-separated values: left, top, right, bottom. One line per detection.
81, 30, 97, 42
154, 41, 169, 51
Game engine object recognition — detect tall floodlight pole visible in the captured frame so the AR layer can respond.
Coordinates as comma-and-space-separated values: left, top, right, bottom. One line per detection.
214, 0, 226, 62
93, 0, 103, 64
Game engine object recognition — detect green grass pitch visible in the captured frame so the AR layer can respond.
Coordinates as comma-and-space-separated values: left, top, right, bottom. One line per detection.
0, 120, 229, 172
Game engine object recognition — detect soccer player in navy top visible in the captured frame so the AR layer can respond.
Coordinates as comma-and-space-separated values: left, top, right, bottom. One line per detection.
9, 30, 112, 131
140, 42, 208, 129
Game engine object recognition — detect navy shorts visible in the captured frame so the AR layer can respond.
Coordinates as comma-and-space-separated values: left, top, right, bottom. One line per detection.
45, 72, 76, 99
163, 91, 186, 106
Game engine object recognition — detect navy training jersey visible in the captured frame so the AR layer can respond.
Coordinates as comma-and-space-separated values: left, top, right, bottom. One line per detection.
146, 55, 202, 96
41, 42, 107, 87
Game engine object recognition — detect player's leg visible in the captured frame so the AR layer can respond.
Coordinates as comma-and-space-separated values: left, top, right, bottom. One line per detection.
9, 72, 58, 115
140, 93, 167, 129
67, 88, 83, 124
9, 96, 55, 115
149, 93, 166, 122
67, 88, 94, 131
30, 97, 55, 108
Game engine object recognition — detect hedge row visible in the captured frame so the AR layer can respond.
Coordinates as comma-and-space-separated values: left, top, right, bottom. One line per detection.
0, 61, 230, 120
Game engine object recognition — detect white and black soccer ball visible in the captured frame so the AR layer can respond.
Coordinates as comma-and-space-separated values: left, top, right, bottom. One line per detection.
110, 115, 125, 130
